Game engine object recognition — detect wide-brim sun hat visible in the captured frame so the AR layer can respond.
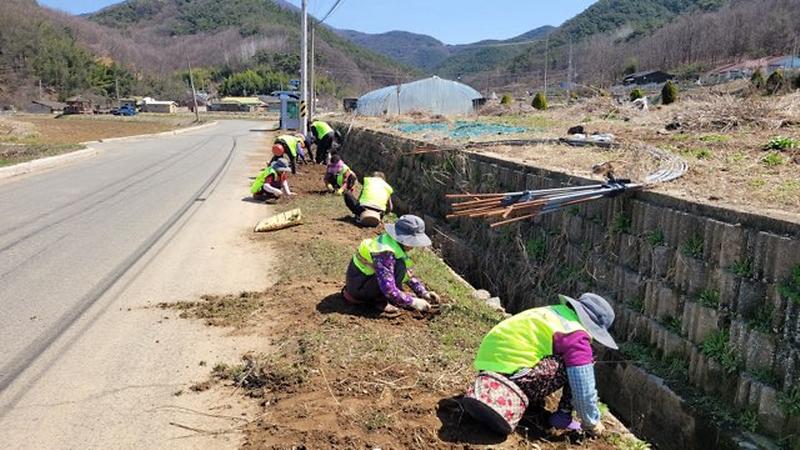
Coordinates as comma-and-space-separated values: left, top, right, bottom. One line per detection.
385, 214, 432, 248
271, 159, 291, 172
559, 293, 618, 350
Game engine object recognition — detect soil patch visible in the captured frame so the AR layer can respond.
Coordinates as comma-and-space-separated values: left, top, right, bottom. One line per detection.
163, 164, 647, 449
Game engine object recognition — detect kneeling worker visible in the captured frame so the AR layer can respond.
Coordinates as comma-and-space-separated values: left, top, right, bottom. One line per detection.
272, 134, 302, 174
250, 159, 293, 200
325, 154, 357, 195
343, 215, 441, 314
344, 171, 393, 227
464, 293, 617, 436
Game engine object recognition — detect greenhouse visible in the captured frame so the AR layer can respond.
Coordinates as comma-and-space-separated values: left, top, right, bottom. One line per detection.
356, 76, 483, 117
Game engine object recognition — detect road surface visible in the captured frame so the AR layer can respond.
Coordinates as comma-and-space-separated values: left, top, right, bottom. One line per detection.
0, 120, 276, 449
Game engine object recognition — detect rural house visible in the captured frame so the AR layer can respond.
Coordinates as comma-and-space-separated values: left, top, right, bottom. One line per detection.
623, 70, 674, 86
209, 97, 265, 113
27, 100, 67, 114
64, 97, 93, 115
141, 98, 177, 114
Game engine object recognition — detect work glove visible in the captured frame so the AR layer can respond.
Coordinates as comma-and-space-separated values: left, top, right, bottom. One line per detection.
549, 410, 581, 431
585, 421, 606, 438
326, 183, 335, 193
410, 297, 431, 312
424, 292, 441, 303
335, 188, 344, 196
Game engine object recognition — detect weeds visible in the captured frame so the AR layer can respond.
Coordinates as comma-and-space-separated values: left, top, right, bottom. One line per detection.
681, 235, 704, 259
626, 297, 645, 313
363, 411, 391, 431
748, 305, 774, 333
764, 136, 798, 151
701, 331, 740, 375
779, 265, 800, 304
620, 341, 688, 384
762, 151, 785, 167
606, 432, 652, 450
525, 237, 547, 261
611, 213, 632, 234
682, 147, 712, 159
697, 289, 720, 308
645, 229, 665, 247
751, 367, 780, 387
779, 384, 800, 417
738, 409, 759, 433
729, 258, 753, 278
663, 315, 683, 335
699, 134, 730, 144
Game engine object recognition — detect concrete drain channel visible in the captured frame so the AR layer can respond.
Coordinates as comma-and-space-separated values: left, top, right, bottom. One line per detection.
336, 122, 800, 450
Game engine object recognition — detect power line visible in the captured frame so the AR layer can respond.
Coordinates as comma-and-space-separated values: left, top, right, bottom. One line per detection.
319, 0, 346, 24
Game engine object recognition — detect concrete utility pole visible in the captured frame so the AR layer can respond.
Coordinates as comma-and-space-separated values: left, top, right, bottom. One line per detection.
544, 36, 549, 98
301, 0, 309, 136
310, 22, 316, 119
187, 56, 200, 122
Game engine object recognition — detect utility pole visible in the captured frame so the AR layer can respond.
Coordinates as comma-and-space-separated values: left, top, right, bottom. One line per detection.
301, 0, 309, 135
310, 21, 316, 119
38, 79, 43, 100
187, 56, 200, 122
567, 39, 573, 103
543, 36, 549, 98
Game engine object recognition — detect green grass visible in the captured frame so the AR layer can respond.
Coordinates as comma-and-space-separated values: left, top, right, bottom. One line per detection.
748, 305, 774, 333
681, 234, 704, 259
626, 297, 645, 313
699, 134, 730, 144
697, 289, 720, 308
663, 315, 683, 334
606, 432, 652, 450
681, 147, 713, 159
701, 331, 740, 375
762, 151, 786, 167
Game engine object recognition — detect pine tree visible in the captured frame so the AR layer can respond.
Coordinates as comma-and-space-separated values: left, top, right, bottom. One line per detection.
661, 80, 678, 105
532, 92, 548, 110
751, 68, 765, 89
766, 70, 785, 95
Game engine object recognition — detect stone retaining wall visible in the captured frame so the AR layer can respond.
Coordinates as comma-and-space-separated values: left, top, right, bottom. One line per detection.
335, 123, 800, 449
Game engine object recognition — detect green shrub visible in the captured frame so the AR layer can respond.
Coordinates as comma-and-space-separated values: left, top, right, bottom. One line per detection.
661, 80, 678, 105
729, 258, 753, 278
762, 151, 785, 167
698, 289, 720, 308
766, 70, 785, 94
702, 331, 740, 374
646, 229, 665, 247
630, 88, 644, 101
779, 384, 800, 417
751, 68, 765, 89
532, 92, 548, 110
779, 265, 800, 304
764, 136, 799, 151
500, 94, 512, 105
682, 234, 704, 258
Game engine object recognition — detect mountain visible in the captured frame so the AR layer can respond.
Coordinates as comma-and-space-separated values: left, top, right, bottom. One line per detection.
337, 26, 556, 76
337, 30, 450, 72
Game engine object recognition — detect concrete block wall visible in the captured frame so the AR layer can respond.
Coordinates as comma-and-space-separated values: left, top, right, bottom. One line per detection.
335, 124, 800, 448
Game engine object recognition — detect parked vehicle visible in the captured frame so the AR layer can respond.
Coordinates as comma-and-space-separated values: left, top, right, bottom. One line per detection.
113, 105, 137, 116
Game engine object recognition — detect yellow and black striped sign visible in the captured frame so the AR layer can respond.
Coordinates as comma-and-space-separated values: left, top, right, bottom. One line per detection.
300, 101, 307, 118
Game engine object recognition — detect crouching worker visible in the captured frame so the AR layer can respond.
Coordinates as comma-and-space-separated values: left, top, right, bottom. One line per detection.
272, 134, 302, 174
325, 154, 357, 195
250, 159, 293, 201
309, 119, 338, 164
344, 172, 393, 227
343, 215, 441, 315
463, 293, 617, 436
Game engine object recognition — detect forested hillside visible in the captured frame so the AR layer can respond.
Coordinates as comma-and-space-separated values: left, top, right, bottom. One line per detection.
0, 0, 414, 105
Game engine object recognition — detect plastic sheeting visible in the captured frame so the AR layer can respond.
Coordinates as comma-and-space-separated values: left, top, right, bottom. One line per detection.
357, 76, 483, 117
394, 121, 527, 139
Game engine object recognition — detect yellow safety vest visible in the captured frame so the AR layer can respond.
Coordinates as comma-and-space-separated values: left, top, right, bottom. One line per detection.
276, 135, 299, 157
250, 167, 276, 194
335, 163, 352, 187
312, 121, 334, 140
352, 233, 414, 282
358, 177, 393, 211
474, 301, 589, 374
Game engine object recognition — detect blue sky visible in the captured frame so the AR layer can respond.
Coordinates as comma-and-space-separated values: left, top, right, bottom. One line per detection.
38, 0, 597, 44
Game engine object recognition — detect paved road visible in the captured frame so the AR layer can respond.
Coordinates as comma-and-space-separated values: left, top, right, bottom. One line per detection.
0, 120, 276, 449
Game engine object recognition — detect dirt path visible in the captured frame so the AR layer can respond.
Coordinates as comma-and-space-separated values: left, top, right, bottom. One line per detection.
162, 164, 647, 450
0, 124, 277, 449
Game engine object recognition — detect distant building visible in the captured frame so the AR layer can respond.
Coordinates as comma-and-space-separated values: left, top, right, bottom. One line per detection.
141, 98, 177, 114
257, 95, 282, 113
27, 100, 67, 114
209, 97, 266, 113
768, 56, 800, 72
623, 70, 674, 86
64, 97, 94, 115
